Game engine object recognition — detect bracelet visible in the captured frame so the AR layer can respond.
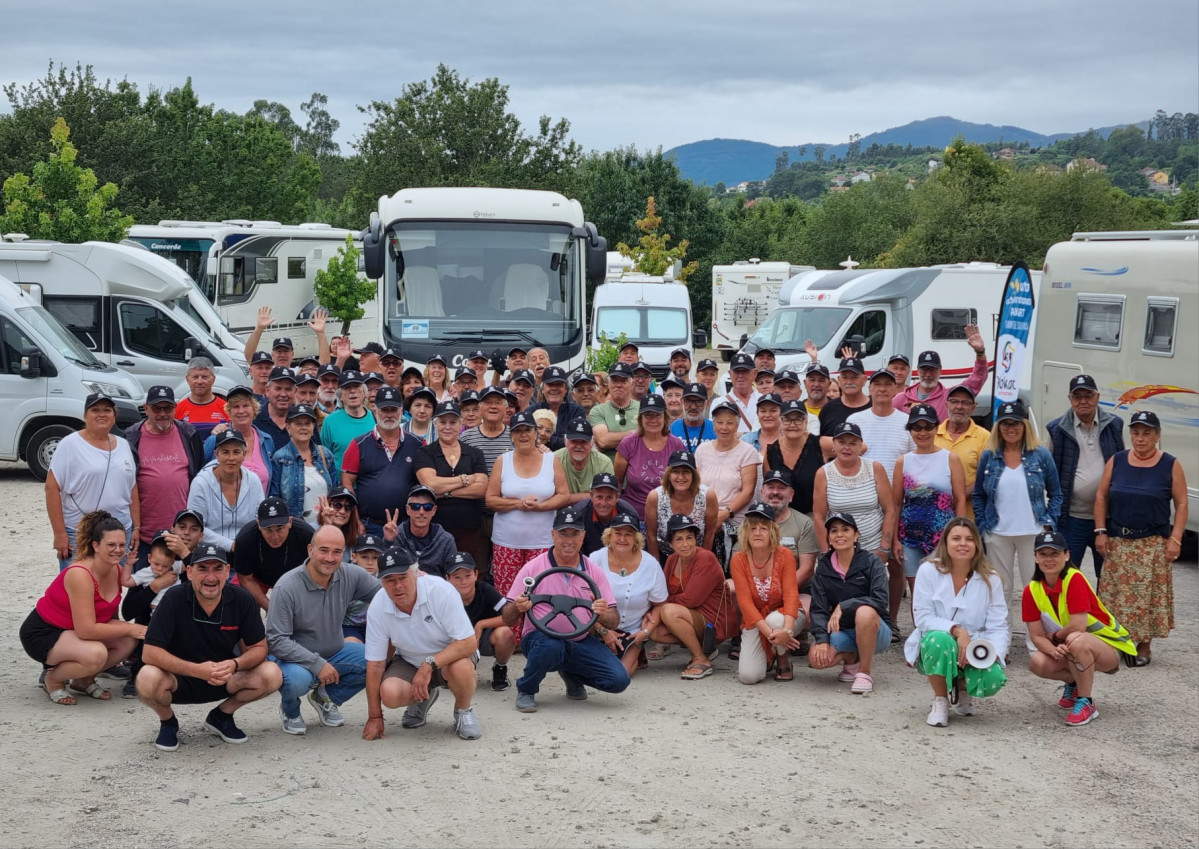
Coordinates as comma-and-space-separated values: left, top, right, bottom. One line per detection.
1170, 537, 1182, 544
232, 659, 239, 672
1093, 528, 1107, 536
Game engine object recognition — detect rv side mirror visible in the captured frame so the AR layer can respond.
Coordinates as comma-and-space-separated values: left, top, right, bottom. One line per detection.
184, 337, 200, 361
19, 346, 42, 379
583, 223, 608, 285
738, 333, 749, 351
693, 329, 708, 349
362, 212, 384, 280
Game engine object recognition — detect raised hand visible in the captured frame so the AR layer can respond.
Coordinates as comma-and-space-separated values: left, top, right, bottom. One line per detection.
308, 308, 328, 334
804, 339, 819, 362
383, 508, 400, 542
255, 305, 274, 331
965, 323, 985, 354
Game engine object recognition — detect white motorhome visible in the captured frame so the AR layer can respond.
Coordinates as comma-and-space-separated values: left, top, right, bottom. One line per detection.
748, 262, 1042, 411
1033, 230, 1198, 535
0, 275, 143, 480
0, 240, 247, 397
361, 187, 607, 372
711, 259, 812, 359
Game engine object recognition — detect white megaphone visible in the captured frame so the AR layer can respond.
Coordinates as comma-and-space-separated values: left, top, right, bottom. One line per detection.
965, 638, 997, 669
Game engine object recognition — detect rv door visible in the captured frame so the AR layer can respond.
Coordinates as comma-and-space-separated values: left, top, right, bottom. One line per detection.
111, 298, 193, 389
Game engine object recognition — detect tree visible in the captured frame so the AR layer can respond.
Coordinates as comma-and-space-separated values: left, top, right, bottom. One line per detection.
0, 117, 133, 242
246, 100, 300, 148
299, 92, 340, 158
313, 235, 375, 335
615, 196, 698, 281
814, 146, 825, 164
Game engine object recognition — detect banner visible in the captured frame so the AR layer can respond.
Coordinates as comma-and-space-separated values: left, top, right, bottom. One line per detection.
991, 261, 1035, 418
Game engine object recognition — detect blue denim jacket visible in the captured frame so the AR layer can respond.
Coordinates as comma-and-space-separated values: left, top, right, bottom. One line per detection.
269, 442, 338, 519
972, 445, 1063, 536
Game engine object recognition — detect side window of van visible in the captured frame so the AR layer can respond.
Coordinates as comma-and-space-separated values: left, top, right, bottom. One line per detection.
43, 297, 102, 350
1143, 298, 1177, 356
931, 308, 978, 340
1073, 296, 1124, 350
119, 303, 188, 362
1, 317, 36, 374
841, 310, 886, 356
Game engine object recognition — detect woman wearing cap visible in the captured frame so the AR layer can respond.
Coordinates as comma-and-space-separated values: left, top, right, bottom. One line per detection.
46, 394, 140, 570
589, 513, 668, 676
973, 400, 1063, 627
729, 503, 802, 683
458, 390, 482, 430
423, 355, 452, 403
1023, 531, 1135, 726
205, 386, 276, 494
188, 430, 267, 551
316, 486, 366, 562
21, 511, 146, 704
1094, 410, 1188, 666
644, 451, 719, 562
808, 511, 893, 694
893, 404, 967, 607
812, 422, 895, 561
614, 397, 686, 522
415, 401, 489, 558
486, 411, 570, 601
764, 400, 823, 517
906, 517, 1008, 727
695, 399, 761, 566
648, 514, 737, 679
399, 366, 425, 401
403, 387, 438, 445
741, 393, 782, 452
270, 405, 338, 523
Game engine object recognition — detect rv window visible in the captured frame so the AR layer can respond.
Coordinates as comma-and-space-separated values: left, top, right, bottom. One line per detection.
1143, 298, 1177, 356
1073, 297, 1123, 350
43, 297, 101, 350
930, 309, 978, 340
1, 317, 36, 374
119, 303, 188, 362
288, 258, 306, 279
840, 310, 886, 356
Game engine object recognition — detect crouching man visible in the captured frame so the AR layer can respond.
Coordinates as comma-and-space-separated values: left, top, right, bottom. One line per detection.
362, 547, 482, 741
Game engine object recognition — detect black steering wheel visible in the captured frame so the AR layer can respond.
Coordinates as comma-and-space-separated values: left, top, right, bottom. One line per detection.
524, 567, 601, 639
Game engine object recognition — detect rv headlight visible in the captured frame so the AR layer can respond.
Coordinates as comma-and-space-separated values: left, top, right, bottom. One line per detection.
82, 380, 133, 400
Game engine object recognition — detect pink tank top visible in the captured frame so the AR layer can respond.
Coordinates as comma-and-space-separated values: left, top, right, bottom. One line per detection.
36, 564, 121, 629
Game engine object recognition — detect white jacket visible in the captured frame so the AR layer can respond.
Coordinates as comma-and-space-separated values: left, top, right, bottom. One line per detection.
187, 460, 266, 551
904, 561, 1010, 667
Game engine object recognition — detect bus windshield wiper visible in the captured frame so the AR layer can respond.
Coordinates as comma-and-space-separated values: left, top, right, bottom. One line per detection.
443, 329, 542, 347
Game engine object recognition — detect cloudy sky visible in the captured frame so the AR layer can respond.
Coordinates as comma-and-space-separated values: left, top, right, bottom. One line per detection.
4, 1, 1197, 153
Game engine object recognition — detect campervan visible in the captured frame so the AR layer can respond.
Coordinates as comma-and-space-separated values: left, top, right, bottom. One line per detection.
0, 275, 143, 480
711, 259, 812, 359
1033, 230, 1198, 535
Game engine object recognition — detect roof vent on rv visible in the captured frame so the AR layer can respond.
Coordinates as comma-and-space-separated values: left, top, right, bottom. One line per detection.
2, 233, 29, 242
840, 256, 860, 269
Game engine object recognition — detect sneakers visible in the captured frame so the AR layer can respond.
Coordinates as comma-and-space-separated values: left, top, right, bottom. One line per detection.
155, 716, 179, 752
280, 706, 307, 735
837, 662, 861, 683
1065, 696, 1098, 727
454, 707, 483, 740
515, 691, 538, 713
491, 663, 510, 692
560, 671, 588, 700
850, 672, 874, 694
401, 687, 440, 729
953, 687, 975, 717
122, 677, 138, 699
307, 687, 345, 727
205, 707, 247, 743
927, 696, 950, 727
1057, 682, 1077, 709
98, 663, 131, 681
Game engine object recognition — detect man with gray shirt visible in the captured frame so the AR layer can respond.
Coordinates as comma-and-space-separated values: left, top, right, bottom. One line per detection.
266, 525, 380, 735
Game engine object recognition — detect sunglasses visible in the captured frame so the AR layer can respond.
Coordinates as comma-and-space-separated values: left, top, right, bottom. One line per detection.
615, 408, 627, 426
326, 500, 354, 512
408, 502, 436, 512
909, 423, 936, 432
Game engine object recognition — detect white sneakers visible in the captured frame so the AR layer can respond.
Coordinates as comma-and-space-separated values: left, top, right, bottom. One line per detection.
927, 696, 950, 727
954, 690, 975, 716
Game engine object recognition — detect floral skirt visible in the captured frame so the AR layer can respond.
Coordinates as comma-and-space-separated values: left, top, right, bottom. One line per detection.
1102, 536, 1174, 642
491, 545, 548, 649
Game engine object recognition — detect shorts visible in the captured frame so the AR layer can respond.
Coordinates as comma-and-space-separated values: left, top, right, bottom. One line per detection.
171, 674, 236, 705
829, 621, 893, 655
20, 609, 64, 666
902, 546, 931, 579
478, 628, 495, 657
342, 625, 366, 642
685, 608, 707, 639
383, 653, 479, 688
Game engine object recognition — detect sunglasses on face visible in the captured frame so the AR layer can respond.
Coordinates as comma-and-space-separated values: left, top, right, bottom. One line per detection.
408, 502, 436, 512
327, 500, 354, 512
909, 423, 935, 432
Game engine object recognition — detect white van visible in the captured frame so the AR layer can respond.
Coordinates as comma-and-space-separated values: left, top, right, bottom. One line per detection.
0, 275, 143, 480
711, 259, 812, 359
1033, 230, 1198, 535
0, 240, 247, 397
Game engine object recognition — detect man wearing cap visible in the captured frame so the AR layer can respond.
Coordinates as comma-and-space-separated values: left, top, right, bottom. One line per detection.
490, 346, 528, 389
233, 496, 315, 611
294, 371, 321, 411
254, 366, 298, 450
753, 347, 776, 373
529, 366, 585, 451
503, 507, 629, 712
848, 368, 914, 480
385, 485, 459, 578
508, 369, 537, 413
268, 525, 381, 735
773, 370, 802, 405
818, 358, 872, 457
667, 348, 693, 383
247, 351, 274, 400
803, 363, 832, 436
174, 357, 229, 440
631, 362, 655, 403
362, 547, 482, 740
320, 371, 375, 464
377, 348, 403, 390
722, 352, 760, 435
341, 387, 423, 538
617, 341, 640, 366
555, 419, 615, 501
314, 364, 342, 418
589, 362, 638, 460
671, 383, 716, 454
351, 341, 385, 376
897, 324, 989, 417
577, 472, 639, 554
695, 358, 721, 414
124, 385, 206, 567
934, 385, 990, 520
570, 372, 600, 413
451, 366, 478, 398
446, 551, 515, 692
296, 355, 321, 377
1046, 374, 1125, 578
138, 543, 283, 752
886, 354, 912, 388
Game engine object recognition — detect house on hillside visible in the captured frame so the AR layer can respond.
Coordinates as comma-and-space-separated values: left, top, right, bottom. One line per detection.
733, 182, 751, 193
928, 159, 941, 171
994, 147, 1016, 161
1035, 163, 1063, 175
1146, 170, 1170, 186
1066, 157, 1107, 173
850, 171, 872, 184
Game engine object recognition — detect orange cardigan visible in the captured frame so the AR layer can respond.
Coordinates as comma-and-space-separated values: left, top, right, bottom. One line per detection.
730, 546, 799, 631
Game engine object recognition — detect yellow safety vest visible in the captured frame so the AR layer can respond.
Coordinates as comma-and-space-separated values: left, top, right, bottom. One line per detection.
1028, 570, 1136, 655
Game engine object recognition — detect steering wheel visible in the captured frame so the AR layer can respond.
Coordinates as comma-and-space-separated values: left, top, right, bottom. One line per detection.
525, 567, 601, 639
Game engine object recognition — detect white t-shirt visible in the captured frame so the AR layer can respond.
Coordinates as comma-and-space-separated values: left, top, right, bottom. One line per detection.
364, 574, 475, 665
992, 464, 1042, 536
49, 432, 138, 529
588, 549, 668, 633
848, 407, 914, 481
301, 464, 328, 524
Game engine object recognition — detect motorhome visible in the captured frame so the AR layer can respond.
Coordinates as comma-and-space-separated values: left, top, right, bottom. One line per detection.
361, 187, 607, 372
1033, 230, 1198, 535
0, 275, 143, 480
746, 262, 1041, 411
0, 240, 247, 396
711, 259, 812, 359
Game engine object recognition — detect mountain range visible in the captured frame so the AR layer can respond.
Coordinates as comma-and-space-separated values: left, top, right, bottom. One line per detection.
667, 115, 1146, 186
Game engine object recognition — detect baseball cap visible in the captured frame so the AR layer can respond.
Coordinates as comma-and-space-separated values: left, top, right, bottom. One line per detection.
271, 337, 293, 351
1034, 530, 1068, 552
446, 551, 478, 574
745, 501, 776, 521
632, 361, 653, 375
638, 395, 666, 414
756, 367, 776, 379
608, 362, 634, 380
774, 369, 800, 385
257, 497, 290, 527
670, 347, 692, 360
146, 385, 175, 405
762, 469, 792, 487
407, 484, 437, 502
696, 358, 720, 373
667, 450, 697, 470
887, 353, 911, 367
780, 399, 807, 417
618, 341, 639, 352
666, 513, 700, 537
1129, 410, 1161, 429
173, 508, 205, 528
250, 351, 274, 365
832, 421, 863, 440
377, 546, 419, 578
682, 382, 708, 399
426, 353, 448, 367
607, 512, 639, 531
917, 351, 942, 369
506, 346, 528, 357
327, 485, 358, 504
269, 366, 297, 383
297, 355, 320, 368
408, 387, 438, 407
995, 400, 1027, 422
150, 528, 174, 547
225, 383, 255, 402
458, 389, 481, 405
467, 349, 489, 362
213, 429, 246, 449
730, 352, 754, 371
296, 373, 319, 387
286, 404, 317, 421
353, 342, 385, 356
805, 363, 831, 379
565, 418, 593, 440
542, 366, 568, 384
502, 390, 518, 407
907, 404, 939, 427
947, 384, 977, 401
867, 369, 896, 383
1069, 374, 1099, 395
380, 348, 403, 363
433, 400, 461, 419
824, 510, 859, 531
339, 369, 366, 387
708, 398, 738, 417
509, 410, 537, 430
84, 392, 114, 411
510, 369, 536, 386
755, 392, 782, 408
591, 472, 619, 491
659, 375, 685, 392
454, 366, 477, 382
374, 387, 403, 408
838, 357, 865, 374
552, 507, 584, 531
477, 385, 506, 402
572, 372, 598, 387
753, 346, 775, 358
192, 543, 229, 564
354, 534, 386, 553
317, 364, 342, 380
364, 371, 386, 384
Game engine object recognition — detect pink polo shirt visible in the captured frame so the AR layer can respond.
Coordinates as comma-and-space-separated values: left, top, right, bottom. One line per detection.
505, 549, 616, 642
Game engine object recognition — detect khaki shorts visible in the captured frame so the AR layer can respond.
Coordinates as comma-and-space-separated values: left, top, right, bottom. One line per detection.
383, 652, 479, 688
686, 608, 706, 639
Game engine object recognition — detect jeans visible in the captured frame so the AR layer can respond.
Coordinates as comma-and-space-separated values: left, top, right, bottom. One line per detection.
517, 629, 630, 696
276, 642, 367, 717
1060, 515, 1104, 581
830, 621, 893, 655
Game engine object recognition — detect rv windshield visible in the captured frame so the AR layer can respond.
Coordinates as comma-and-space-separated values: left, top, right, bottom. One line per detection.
124, 237, 213, 286
751, 307, 852, 352
16, 304, 102, 366
595, 307, 689, 346
383, 222, 583, 348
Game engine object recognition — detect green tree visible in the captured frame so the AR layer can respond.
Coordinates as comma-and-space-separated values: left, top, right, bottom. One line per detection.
0, 117, 133, 242
802, 175, 914, 268
615, 196, 698, 280
313, 235, 375, 335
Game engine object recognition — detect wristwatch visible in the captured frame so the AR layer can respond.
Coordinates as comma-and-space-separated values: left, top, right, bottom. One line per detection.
424, 656, 438, 672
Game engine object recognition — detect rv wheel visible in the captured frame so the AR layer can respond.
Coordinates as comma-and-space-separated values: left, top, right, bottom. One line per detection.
25, 424, 72, 482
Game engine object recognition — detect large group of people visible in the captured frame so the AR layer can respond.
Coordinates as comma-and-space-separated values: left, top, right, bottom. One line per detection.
24, 325, 1189, 748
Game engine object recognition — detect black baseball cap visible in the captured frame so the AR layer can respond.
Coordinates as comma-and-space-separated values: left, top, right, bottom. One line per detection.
542, 366, 568, 384
666, 513, 700, 537
192, 543, 229, 564
806, 363, 831, 379
374, 387, 403, 408
250, 351, 274, 365
271, 337, 293, 351
708, 398, 739, 417
467, 349, 489, 362
824, 510, 858, 531
338, 369, 366, 387
173, 508, 205, 528
408, 387, 438, 407
572, 372, 598, 387
867, 369, 896, 383
756, 392, 782, 408
146, 385, 175, 405
317, 364, 342, 379
591, 472, 619, 491
1034, 530, 1068, 552
377, 546, 419, 578
327, 485, 358, 504
222, 385, 254, 402
995, 400, 1027, 422
667, 450, 696, 470
762, 469, 792, 487
659, 375, 685, 392
509, 410, 537, 430
552, 507, 584, 531
297, 355, 320, 368
832, 421, 863, 440
286, 404, 317, 421
1069, 374, 1099, 395
364, 371, 386, 384
774, 369, 800, 385
1129, 410, 1161, 430
213, 429, 246, 449
354, 342, 386, 356
670, 347, 692, 360
150, 528, 174, 547
454, 366, 477, 382
84, 392, 114, 411
780, 399, 807, 417
477, 385, 506, 402
607, 512, 639, 531
380, 348, 403, 363
426, 353, 448, 367
446, 551, 477, 574
632, 361, 653, 376
510, 369, 536, 386
887, 354, 911, 367
257, 496, 290, 527
745, 501, 776, 521
506, 346, 528, 357
458, 389, 481, 405
753, 347, 775, 358
407, 484, 437, 502
433, 400, 461, 419
296, 373, 319, 387
639, 395, 666, 414
730, 352, 754, 371
618, 340, 639, 352
683, 382, 708, 399
608, 362, 634, 379
269, 366, 297, 383
917, 351, 942, 369
947, 384, 976, 401
696, 358, 720, 372
907, 404, 939, 427
354, 534, 386, 554
565, 418, 593, 440
838, 357, 865, 374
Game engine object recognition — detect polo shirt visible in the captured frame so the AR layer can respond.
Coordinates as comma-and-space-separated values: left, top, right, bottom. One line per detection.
145, 582, 265, 664
504, 548, 617, 642
364, 575, 475, 665
174, 396, 228, 440
935, 420, 990, 518
233, 520, 314, 588
341, 428, 422, 524
553, 448, 614, 495
588, 401, 637, 460
266, 562, 380, 674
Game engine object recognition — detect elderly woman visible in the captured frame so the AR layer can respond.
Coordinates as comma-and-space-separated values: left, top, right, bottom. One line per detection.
646, 515, 737, 679
403, 387, 438, 444
645, 450, 719, 562
813, 421, 895, 562
532, 408, 558, 448
316, 486, 365, 562
695, 398, 761, 566
906, 517, 1008, 727
188, 430, 266, 551
415, 401, 489, 557
764, 399, 823, 516
270, 404, 337, 523
588, 513, 668, 676
21, 511, 145, 704
1094, 410, 1188, 666
46, 393, 139, 570
729, 503, 801, 684
205, 385, 275, 494
614, 395, 686, 521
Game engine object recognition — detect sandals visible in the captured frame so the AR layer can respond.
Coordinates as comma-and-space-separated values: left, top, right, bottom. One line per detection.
69, 681, 112, 701
1131, 654, 1152, 667
851, 672, 874, 694
681, 662, 713, 680
773, 655, 794, 681
645, 641, 673, 661
45, 685, 76, 705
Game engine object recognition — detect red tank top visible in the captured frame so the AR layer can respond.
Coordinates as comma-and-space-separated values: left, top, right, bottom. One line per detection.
36, 564, 122, 629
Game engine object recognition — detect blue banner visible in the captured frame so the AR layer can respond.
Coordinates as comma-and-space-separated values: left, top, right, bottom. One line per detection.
992, 261, 1035, 418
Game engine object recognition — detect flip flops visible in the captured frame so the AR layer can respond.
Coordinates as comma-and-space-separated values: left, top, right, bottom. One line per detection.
69, 681, 112, 701
681, 662, 713, 680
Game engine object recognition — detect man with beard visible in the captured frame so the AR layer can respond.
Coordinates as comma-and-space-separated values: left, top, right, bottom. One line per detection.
803, 363, 833, 436
896, 325, 988, 418
671, 383, 715, 455
314, 364, 341, 419
340, 387, 422, 538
